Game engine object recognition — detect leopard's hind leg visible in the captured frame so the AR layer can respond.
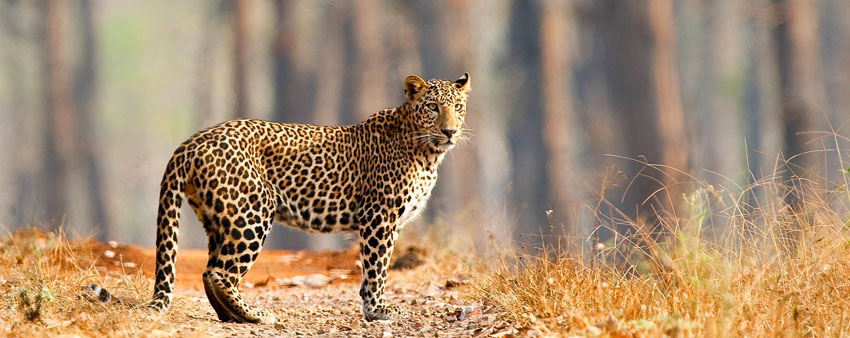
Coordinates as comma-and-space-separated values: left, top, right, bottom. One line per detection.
187, 185, 239, 322
202, 228, 239, 322
202, 196, 275, 324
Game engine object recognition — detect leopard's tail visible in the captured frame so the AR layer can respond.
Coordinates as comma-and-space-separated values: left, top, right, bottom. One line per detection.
150, 153, 188, 311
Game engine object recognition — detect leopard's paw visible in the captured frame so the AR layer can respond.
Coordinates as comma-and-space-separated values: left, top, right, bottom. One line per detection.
364, 304, 406, 321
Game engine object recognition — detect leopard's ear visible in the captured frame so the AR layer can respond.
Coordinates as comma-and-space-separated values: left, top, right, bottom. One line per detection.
404, 74, 427, 101
454, 72, 470, 93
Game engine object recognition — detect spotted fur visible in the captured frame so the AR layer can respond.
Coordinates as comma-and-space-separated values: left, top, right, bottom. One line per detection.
148, 73, 471, 323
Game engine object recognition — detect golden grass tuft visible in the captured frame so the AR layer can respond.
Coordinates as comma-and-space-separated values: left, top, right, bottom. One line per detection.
472, 154, 850, 336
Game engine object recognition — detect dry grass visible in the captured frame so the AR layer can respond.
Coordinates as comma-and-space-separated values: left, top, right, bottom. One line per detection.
473, 150, 850, 336
0, 228, 187, 337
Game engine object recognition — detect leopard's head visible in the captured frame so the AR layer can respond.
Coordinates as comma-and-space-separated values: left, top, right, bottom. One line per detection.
403, 73, 470, 152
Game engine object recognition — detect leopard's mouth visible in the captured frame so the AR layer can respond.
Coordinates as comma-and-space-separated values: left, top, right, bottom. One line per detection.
431, 137, 455, 151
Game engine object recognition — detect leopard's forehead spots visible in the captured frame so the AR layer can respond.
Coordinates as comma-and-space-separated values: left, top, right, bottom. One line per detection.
424, 80, 467, 103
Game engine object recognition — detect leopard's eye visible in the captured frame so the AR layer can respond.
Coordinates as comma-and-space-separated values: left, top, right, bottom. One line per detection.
426, 103, 438, 111
455, 103, 464, 112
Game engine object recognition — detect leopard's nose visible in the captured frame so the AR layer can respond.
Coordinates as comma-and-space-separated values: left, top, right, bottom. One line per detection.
441, 129, 457, 138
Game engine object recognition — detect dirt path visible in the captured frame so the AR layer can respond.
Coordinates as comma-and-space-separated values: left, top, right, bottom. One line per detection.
73, 240, 514, 337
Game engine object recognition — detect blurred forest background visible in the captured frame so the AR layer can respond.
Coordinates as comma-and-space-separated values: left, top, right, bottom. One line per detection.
0, 0, 848, 250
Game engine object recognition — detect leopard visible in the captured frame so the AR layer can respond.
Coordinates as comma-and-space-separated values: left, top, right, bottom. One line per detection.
147, 73, 471, 324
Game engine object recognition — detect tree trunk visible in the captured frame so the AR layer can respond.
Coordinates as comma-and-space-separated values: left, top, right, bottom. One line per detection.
193, 2, 221, 128
699, 0, 745, 185
74, 0, 112, 239
41, 0, 74, 228
468, 0, 512, 241
773, 0, 825, 179
272, 0, 311, 124
648, 0, 689, 208
596, 0, 662, 221
506, 0, 549, 236
232, 0, 250, 118
311, 4, 345, 126
825, 0, 850, 127
3, 0, 35, 227
412, 1, 446, 78
350, 0, 388, 120
822, 0, 850, 187
539, 0, 579, 233
593, 0, 690, 224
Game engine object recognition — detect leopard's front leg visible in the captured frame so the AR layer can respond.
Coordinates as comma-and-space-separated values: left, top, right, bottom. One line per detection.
358, 221, 399, 321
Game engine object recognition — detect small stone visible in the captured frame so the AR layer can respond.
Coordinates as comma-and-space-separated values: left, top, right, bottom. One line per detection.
445, 291, 459, 301
123, 261, 136, 269
103, 250, 116, 259
274, 323, 286, 330
252, 276, 273, 288
585, 325, 602, 336
382, 332, 393, 338
107, 240, 119, 249
444, 275, 469, 288
149, 330, 171, 337
424, 282, 443, 298
279, 274, 332, 288
304, 274, 331, 288
389, 247, 425, 270
491, 327, 518, 337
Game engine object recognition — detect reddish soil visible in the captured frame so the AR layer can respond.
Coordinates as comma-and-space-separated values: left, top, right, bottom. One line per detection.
70, 239, 361, 288
4, 230, 513, 337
